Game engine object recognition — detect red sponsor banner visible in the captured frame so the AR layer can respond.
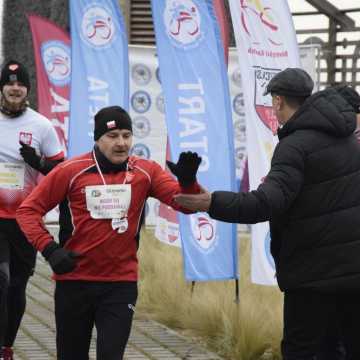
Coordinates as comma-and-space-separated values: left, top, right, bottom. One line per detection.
28, 14, 70, 154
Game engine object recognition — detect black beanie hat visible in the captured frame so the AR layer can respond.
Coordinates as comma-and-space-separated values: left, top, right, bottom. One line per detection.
94, 106, 132, 141
0, 60, 30, 92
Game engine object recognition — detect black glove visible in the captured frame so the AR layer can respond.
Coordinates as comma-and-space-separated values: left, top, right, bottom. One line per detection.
19, 141, 63, 175
19, 141, 41, 170
166, 151, 202, 187
42, 241, 82, 275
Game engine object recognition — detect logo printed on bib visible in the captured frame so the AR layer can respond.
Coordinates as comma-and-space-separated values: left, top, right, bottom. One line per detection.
91, 189, 102, 197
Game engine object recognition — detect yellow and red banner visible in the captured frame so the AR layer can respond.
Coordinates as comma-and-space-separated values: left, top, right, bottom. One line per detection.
229, 0, 301, 285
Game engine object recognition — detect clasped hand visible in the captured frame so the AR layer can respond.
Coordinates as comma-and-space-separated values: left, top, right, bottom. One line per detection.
174, 185, 212, 212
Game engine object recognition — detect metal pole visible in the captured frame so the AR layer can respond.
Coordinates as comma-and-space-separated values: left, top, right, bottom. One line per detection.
327, 19, 337, 86
234, 279, 240, 304
190, 281, 196, 296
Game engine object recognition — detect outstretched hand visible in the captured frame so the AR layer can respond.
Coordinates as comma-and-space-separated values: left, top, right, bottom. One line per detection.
174, 185, 212, 212
166, 151, 202, 187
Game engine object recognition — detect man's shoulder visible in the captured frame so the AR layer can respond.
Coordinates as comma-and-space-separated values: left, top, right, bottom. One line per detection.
129, 156, 161, 170
0, 107, 49, 127
128, 156, 166, 181
274, 131, 307, 158
59, 152, 95, 172
276, 128, 335, 159
22, 108, 53, 129
25, 107, 50, 122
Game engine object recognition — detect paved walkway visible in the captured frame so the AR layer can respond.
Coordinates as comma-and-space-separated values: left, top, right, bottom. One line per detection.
15, 255, 223, 359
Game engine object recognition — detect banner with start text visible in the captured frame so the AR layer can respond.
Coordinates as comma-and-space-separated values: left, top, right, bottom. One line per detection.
151, 0, 238, 281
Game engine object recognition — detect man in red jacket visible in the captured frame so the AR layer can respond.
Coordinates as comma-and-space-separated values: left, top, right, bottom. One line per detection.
16, 105, 201, 360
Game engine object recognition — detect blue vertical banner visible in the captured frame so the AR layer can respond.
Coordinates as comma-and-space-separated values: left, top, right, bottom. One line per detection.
152, 0, 238, 281
68, 0, 129, 156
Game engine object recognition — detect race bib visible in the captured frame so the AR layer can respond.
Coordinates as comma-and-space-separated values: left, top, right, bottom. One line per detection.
85, 184, 131, 219
0, 163, 25, 190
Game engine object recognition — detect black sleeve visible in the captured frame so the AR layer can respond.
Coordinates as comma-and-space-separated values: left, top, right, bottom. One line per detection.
209, 140, 305, 224
39, 158, 64, 175
209, 190, 271, 224
58, 199, 73, 246
135, 206, 146, 250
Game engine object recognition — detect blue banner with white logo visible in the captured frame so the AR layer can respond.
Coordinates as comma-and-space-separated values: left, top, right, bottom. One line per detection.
152, 0, 238, 281
68, 0, 129, 156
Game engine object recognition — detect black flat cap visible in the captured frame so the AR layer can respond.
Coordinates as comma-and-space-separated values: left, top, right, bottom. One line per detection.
333, 85, 360, 113
264, 68, 314, 97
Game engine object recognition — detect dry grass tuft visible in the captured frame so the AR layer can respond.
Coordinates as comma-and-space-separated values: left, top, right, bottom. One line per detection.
137, 228, 283, 360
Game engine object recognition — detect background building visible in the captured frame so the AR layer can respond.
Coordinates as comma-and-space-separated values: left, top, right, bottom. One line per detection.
119, 0, 360, 90
1, 0, 359, 107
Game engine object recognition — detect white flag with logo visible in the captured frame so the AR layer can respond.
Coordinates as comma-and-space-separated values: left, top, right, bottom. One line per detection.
229, 0, 301, 285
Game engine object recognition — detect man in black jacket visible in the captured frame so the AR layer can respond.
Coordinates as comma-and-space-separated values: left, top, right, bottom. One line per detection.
317, 85, 360, 360
174, 68, 360, 360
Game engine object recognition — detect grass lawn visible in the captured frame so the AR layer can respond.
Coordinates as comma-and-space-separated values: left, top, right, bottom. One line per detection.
137, 228, 283, 360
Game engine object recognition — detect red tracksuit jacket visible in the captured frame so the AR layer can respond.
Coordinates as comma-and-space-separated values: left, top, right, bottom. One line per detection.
16, 152, 199, 282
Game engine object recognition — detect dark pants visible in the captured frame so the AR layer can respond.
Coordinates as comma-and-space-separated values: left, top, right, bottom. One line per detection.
55, 280, 138, 360
317, 314, 345, 360
282, 290, 360, 360
0, 219, 36, 348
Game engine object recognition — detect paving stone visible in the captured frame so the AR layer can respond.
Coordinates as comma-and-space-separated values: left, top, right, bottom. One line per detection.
13, 229, 223, 360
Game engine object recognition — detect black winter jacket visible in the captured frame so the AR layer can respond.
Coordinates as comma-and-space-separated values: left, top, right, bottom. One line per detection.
209, 88, 360, 292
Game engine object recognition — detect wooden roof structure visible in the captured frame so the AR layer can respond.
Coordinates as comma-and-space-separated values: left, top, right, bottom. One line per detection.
292, 0, 360, 89
124, 0, 360, 89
